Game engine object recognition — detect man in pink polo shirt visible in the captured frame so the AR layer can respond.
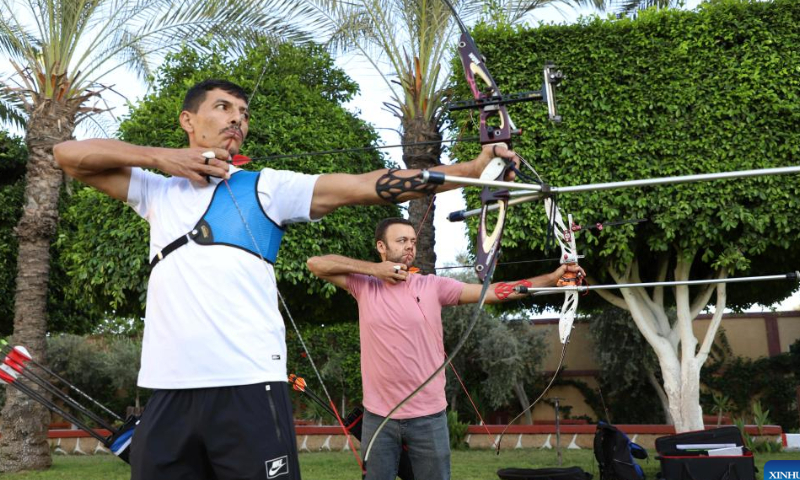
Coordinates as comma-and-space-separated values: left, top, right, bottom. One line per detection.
307, 217, 583, 480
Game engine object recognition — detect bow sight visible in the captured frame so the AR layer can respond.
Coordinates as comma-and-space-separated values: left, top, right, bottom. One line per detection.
447, 63, 564, 126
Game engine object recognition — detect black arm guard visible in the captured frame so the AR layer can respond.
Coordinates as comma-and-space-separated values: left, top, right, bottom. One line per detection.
376, 168, 437, 204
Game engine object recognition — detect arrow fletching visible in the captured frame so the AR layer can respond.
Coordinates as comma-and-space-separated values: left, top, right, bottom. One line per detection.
231, 155, 251, 166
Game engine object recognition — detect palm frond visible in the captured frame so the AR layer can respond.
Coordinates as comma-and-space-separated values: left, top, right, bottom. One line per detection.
611, 0, 678, 15
0, 81, 28, 129
0, 1, 41, 62
0, 0, 331, 133
73, 0, 317, 89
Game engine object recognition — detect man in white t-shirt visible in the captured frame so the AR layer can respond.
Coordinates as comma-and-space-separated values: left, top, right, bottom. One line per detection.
54, 79, 520, 480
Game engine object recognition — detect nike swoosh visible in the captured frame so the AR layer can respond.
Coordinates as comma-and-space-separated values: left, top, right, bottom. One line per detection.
268, 459, 285, 477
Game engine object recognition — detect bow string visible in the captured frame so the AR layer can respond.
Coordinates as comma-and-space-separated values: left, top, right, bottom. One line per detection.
494, 195, 582, 452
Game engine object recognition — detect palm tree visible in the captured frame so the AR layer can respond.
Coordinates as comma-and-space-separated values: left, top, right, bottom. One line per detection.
0, 0, 320, 471
589, 0, 687, 15
303, 0, 581, 273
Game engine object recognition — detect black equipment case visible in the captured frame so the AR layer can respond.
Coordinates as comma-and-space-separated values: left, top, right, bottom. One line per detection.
655, 426, 756, 480
497, 467, 592, 480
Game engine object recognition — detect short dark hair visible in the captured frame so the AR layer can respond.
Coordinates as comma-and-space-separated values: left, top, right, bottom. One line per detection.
182, 79, 248, 113
375, 217, 414, 244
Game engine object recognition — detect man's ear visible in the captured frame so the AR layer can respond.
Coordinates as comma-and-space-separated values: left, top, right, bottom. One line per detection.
376, 240, 386, 257
179, 111, 194, 134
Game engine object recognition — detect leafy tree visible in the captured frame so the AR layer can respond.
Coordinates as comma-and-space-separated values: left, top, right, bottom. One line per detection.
45, 334, 149, 424
589, 307, 667, 424
442, 260, 547, 424
451, 0, 800, 432
286, 322, 363, 418
57, 40, 398, 324
99, 337, 144, 412
0, 132, 26, 334
0, 0, 322, 469
701, 336, 800, 431
0, 132, 97, 335
602, 0, 688, 16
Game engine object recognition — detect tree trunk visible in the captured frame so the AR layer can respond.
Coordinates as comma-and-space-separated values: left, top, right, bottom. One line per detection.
402, 115, 442, 274
0, 102, 75, 472
657, 356, 702, 432
512, 382, 533, 425
647, 370, 673, 425
622, 288, 706, 433
600, 253, 727, 434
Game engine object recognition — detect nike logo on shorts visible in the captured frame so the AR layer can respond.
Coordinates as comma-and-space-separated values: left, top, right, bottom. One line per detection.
266, 455, 288, 478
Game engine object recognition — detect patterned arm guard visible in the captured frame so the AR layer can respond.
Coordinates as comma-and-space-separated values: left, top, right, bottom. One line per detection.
376, 168, 438, 204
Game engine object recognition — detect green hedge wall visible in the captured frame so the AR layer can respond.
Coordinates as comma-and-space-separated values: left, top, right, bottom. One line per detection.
450, 0, 800, 312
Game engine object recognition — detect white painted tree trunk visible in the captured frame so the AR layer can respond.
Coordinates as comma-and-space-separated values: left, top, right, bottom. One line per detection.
591, 250, 728, 433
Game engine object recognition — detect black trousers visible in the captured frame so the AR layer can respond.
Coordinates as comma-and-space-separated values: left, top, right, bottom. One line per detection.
130, 381, 300, 480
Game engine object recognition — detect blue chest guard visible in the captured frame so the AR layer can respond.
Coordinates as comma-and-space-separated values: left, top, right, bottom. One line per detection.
150, 170, 284, 268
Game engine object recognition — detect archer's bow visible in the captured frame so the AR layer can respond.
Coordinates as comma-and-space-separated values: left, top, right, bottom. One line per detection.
448, 6, 560, 279
363, 0, 562, 463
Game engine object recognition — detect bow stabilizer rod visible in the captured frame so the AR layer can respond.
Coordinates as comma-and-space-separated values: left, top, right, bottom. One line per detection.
430, 164, 800, 221
513, 271, 800, 295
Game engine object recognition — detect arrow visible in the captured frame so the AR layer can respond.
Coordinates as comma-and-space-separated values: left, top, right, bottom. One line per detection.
0, 362, 109, 444
0, 342, 136, 462
0, 340, 122, 421
288, 374, 336, 418
2, 346, 115, 431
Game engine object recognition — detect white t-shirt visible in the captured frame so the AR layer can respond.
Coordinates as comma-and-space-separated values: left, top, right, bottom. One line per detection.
126, 166, 319, 389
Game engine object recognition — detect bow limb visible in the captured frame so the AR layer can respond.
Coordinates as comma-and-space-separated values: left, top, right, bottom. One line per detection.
475, 182, 511, 281
544, 197, 580, 344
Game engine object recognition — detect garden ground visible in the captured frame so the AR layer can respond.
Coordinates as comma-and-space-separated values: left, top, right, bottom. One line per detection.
0, 449, 797, 479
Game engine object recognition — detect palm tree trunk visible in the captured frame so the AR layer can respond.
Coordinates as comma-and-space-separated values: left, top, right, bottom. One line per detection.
402, 115, 442, 274
0, 102, 75, 472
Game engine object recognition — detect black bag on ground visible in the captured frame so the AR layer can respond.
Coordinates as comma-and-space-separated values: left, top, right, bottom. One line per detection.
497, 466, 593, 480
655, 426, 756, 480
593, 421, 648, 480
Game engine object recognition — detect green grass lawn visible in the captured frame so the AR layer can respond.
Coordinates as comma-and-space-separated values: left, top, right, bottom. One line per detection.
0, 449, 797, 479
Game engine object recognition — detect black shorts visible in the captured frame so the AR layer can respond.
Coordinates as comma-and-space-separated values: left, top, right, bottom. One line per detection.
130, 381, 300, 480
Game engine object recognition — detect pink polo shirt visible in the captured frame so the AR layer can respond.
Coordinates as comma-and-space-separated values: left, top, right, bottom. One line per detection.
346, 273, 464, 419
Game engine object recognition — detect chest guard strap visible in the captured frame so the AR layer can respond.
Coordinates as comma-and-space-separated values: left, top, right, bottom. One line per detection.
150, 171, 285, 268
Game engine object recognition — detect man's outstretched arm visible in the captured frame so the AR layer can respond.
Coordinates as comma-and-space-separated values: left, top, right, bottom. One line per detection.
307, 255, 415, 291
54, 139, 232, 201
459, 264, 586, 305
309, 143, 518, 219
